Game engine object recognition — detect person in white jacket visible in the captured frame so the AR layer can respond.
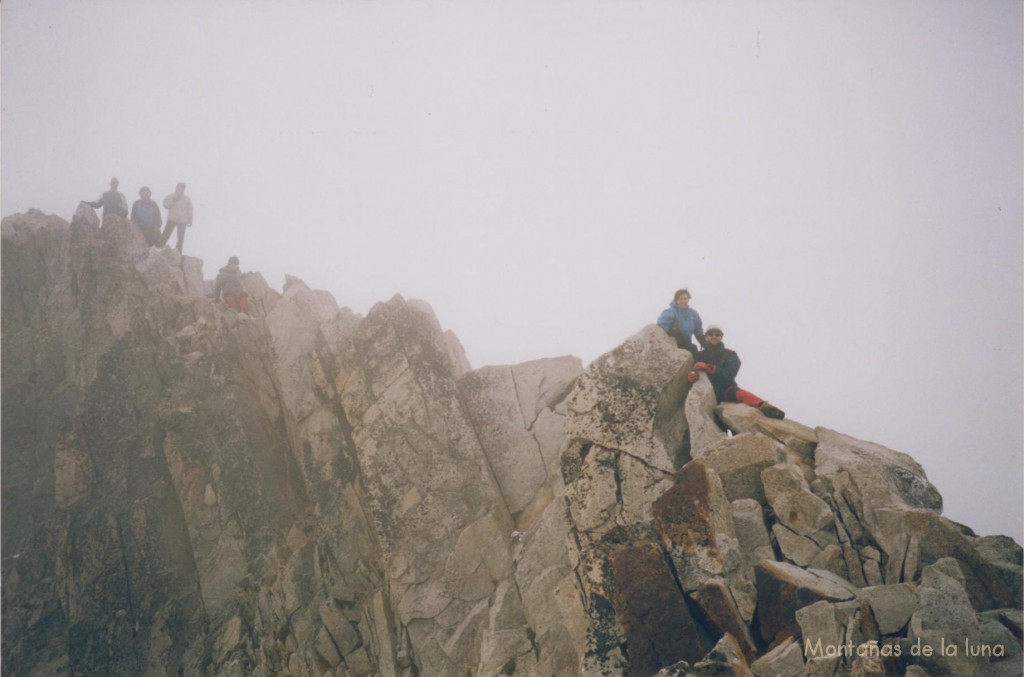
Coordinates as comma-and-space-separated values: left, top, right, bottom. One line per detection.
160, 182, 194, 252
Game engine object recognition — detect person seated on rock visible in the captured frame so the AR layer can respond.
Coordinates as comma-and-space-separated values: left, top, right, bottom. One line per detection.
656, 288, 705, 354
213, 256, 249, 314
687, 324, 785, 419
82, 177, 128, 219
130, 186, 163, 246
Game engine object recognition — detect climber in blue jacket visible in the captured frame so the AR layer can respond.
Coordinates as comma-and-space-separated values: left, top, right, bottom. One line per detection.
657, 288, 705, 355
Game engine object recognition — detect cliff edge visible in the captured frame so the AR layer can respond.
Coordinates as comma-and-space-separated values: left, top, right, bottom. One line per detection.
2, 208, 1021, 676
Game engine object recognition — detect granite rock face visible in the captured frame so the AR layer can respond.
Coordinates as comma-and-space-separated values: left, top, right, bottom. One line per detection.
2, 210, 1021, 677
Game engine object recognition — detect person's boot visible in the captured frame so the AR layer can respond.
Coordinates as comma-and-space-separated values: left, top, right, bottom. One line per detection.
758, 402, 785, 420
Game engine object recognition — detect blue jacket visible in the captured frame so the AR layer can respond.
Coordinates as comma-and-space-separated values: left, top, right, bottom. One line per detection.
131, 199, 162, 229
657, 302, 705, 348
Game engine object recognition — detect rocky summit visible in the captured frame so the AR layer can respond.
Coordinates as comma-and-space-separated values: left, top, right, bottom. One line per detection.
2, 208, 1021, 677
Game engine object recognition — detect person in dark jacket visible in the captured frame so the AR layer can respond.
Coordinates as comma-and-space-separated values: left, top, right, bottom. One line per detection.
687, 324, 785, 419
82, 177, 128, 218
130, 186, 163, 246
656, 288, 705, 354
213, 256, 249, 313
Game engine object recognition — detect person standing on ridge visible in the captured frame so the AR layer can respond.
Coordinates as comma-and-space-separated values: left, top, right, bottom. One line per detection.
213, 256, 249, 314
160, 182, 193, 253
82, 177, 128, 218
687, 324, 785, 419
130, 186, 163, 246
657, 288, 705, 354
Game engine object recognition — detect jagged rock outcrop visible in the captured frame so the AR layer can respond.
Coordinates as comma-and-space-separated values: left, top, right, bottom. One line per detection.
2, 208, 1021, 677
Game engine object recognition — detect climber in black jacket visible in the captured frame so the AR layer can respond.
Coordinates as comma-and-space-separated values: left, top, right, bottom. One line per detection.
687, 324, 785, 419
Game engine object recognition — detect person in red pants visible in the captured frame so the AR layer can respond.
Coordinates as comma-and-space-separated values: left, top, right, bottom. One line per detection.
213, 256, 249, 314
686, 324, 785, 419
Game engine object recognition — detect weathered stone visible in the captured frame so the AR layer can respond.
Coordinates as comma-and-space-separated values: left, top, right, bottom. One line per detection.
848, 647, 886, 677
511, 501, 585, 676
608, 542, 716, 675
762, 463, 835, 536
475, 580, 532, 676
717, 402, 818, 474
653, 461, 740, 593
686, 371, 728, 458
906, 558, 988, 675
859, 584, 917, 635
460, 358, 581, 523
691, 578, 758, 661
976, 614, 1023, 677
6, 209, 1022, 677
896, 510, 1020, 611
733, 499, 775, 561
133, 245, 193, 296
563, 325, 691, 474
808, 544, 849, 581
796, 600, 845, 677
702, 433, 785, 504
750, 636, 805, 677
861, 557, 884, 587
242, 270, 282, 314
773, 524, 824, 567
689, 632, 755, 676
981, 608, 1024, 640
813, 428, 942, 555
732, 499, 777, 594
972, 534, 1024, 609
755, 561, 858, 645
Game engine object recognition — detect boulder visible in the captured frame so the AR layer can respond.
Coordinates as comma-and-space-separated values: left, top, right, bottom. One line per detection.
906, 558, 988, 676
460, 357, 581, 526
812, 428, 942, 557
749, 637, 805, 677
510, 501, 586, 676
895, 511, 1020, 611
717, 402, 817, 476
762, 463, 835, 536
773, 524, 825, 568
689, 633, 755, 676
686, 371, 728, 458
691, 578, 758, 661
653, 462, 757, 625
133, 246, 191, 295
859, 584, 917, 635
563, 444, 674, 541
701, 433, 785, 504
755, 561, 858, 645
796, 600, 847, 677
563, 325, 691, 474
732, 499, 777, 588
972, 534, 1024, 608
653, 461, 738, 592
608, 541, 716, 675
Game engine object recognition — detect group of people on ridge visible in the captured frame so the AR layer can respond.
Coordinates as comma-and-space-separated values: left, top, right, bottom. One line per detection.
657, 288, 785, 420
83, 177, 193, 253
84, 177, 248, 313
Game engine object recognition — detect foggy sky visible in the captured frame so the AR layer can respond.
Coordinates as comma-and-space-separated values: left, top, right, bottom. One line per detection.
3, 0, 1021, 540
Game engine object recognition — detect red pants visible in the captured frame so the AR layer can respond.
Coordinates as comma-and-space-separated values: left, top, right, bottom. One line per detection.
224, 293, 249, 313
724, 386, 764, 408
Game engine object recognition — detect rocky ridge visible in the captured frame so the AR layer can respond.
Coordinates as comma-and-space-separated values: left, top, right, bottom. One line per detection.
2, 208, 1021, 676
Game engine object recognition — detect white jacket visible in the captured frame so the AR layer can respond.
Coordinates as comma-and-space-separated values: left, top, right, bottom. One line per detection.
163, 193, 194, 225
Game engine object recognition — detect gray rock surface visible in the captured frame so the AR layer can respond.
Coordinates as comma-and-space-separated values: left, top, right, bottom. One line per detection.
702, 433, 785, 504
3, 210, 1021, 677
686, 371, 728, 458
563, 324, 691, 473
